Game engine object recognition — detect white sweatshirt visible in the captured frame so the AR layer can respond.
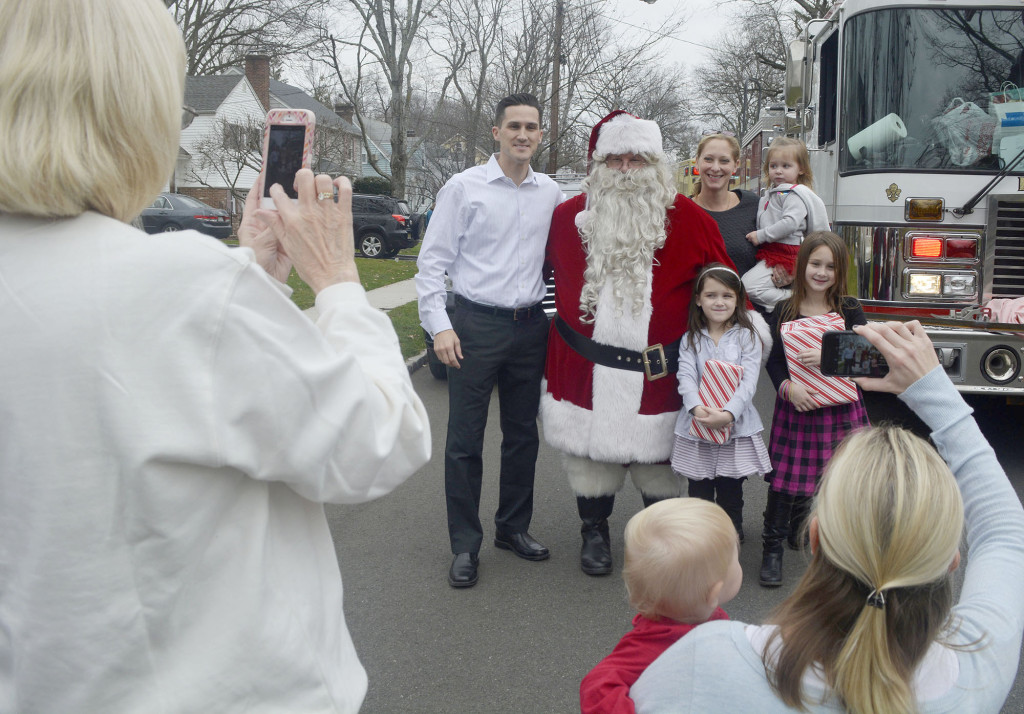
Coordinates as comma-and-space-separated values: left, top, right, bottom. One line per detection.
0, 212, 431, 713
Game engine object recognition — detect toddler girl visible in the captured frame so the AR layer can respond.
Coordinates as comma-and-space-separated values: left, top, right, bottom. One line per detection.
742, 138, 829, 312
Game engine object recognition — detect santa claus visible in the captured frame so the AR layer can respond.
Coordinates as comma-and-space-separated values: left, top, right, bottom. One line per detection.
541, 111, 766, 575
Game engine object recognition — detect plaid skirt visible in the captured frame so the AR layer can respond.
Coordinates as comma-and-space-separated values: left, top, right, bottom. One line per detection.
766, 395, 870, 495
671, 434, 773, 480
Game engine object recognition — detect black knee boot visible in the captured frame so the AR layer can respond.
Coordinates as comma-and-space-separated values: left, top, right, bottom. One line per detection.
787, 495, 812, 551
714, 477, 745, 544
577, 495, 615, 576
760, 489, 792, 587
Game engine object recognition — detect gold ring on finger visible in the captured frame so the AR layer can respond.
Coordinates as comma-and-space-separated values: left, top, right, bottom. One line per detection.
317, 191, 334, 201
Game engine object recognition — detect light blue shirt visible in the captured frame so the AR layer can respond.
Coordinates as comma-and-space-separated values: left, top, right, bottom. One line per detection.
634, 367, 1024, 713
415, 154, 563, 337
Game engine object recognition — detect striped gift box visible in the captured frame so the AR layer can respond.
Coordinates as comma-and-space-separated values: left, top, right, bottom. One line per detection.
781, 313, 858, 407
688, 359, 743, 444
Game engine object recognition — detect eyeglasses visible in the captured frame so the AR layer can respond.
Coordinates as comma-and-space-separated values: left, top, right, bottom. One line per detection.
702, 129, 737, 137
604, 154, 649, 169
182, 105, 198, 130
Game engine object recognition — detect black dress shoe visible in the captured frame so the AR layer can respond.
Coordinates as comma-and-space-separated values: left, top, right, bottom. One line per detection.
448, 552, 479, 588
494, 531, 550, 561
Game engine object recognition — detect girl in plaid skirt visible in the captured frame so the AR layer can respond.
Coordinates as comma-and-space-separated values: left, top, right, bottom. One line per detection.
760, 233, 869, 587
672, 265, 772, 543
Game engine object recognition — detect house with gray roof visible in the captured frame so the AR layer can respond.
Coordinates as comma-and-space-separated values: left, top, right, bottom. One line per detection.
174, 55, 361, 219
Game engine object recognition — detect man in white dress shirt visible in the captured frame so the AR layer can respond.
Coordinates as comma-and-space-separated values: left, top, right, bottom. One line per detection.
416, 93, 564, 588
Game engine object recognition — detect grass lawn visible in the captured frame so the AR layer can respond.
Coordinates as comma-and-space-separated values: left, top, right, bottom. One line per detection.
388, 301, 427, 360
226, 237, 424, 360
285, 254, 417, 310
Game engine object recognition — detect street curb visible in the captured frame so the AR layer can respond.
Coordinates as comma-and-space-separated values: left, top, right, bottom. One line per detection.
406, 349, 427, 374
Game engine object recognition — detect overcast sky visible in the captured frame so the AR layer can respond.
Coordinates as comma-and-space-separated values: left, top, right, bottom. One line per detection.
611, 0, 732, 70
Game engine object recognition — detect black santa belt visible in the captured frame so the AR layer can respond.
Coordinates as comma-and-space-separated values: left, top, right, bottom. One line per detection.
554, 315, 679, 381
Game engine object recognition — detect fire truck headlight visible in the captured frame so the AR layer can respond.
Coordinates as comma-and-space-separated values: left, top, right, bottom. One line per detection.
907, 273, 941, 296
942, 274, 976, 297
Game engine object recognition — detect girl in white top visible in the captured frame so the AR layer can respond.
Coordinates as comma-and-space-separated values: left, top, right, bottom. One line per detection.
633, 320, 1024, 714
672, 265, 772, 542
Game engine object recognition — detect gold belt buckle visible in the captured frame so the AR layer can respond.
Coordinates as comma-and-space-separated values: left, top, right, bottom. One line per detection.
641, 343, 667, 381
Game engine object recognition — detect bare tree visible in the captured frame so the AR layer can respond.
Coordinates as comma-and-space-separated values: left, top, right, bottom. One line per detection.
491, 0, 688, 172
319, 0, 448, 200
184, 116, 264, 204
169, 0, 329, 76
594, 62, 696, 158
425, 0, 509, 170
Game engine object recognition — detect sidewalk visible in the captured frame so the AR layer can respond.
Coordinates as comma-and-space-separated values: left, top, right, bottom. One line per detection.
365, 277, 418, 311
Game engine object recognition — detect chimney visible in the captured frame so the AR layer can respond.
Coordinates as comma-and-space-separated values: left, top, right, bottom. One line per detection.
245, 54, 271, 112
334, 102, 354, 125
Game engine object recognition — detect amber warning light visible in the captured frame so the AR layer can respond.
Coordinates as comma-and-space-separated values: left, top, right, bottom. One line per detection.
908, 235, 978, 260
905, 198, 944, 221
910, 237, 943, 258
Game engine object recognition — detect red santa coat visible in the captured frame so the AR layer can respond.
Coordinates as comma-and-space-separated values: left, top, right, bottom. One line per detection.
541, 193, 736, 463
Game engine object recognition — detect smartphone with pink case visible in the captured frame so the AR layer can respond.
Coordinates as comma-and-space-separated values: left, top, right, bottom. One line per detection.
260, 109, 315, 209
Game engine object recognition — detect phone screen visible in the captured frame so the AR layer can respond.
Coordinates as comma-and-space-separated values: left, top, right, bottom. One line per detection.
821, 331, 889, 377
263, 124, 307, 199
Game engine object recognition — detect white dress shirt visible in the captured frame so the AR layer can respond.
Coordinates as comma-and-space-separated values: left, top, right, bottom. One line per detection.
416, 154, 563, 337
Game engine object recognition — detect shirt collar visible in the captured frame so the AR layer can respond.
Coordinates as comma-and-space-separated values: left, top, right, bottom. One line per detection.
485, 153, 538, 186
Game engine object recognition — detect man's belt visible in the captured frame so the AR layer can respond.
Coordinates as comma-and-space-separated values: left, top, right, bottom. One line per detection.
455, 294, 545, 321
554, 315, 679, 381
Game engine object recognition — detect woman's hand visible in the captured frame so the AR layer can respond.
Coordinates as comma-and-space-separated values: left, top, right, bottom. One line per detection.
852, 321, 939, 394
238, 174, 292, 283
788, 381, 819, 412
746, 230, 760, 246
694, 407, 734, 430
770, 264, 793, 288
263, 170, 359, 294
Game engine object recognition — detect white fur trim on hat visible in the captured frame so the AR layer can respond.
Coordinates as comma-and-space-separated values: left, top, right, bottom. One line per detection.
594, 114, 663, 157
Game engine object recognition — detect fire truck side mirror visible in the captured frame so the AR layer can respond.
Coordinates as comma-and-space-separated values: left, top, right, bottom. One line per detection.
785, 39, 808, 108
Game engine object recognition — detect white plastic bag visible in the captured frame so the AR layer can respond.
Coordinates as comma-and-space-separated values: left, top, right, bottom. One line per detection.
931, 98, 997, 166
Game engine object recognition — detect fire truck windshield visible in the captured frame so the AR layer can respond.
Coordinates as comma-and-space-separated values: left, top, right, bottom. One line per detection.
840, 7, 1024, 175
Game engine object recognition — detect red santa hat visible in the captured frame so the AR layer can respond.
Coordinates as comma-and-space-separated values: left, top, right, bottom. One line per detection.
588, 110, 664, 161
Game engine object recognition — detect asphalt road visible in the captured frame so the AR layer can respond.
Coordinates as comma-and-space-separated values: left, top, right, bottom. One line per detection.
328, 367, 1024, 714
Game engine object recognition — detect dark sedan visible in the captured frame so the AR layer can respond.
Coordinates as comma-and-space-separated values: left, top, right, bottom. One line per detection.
140, 193, 232, 239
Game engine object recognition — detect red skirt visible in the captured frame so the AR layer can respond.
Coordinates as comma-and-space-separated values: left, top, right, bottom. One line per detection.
756, 242, 800, 273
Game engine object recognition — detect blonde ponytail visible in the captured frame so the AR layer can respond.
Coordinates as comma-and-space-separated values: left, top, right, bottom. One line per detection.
764, 426, 964, 713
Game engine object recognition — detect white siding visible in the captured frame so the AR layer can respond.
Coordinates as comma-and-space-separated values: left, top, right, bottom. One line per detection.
177, 80, 265, 191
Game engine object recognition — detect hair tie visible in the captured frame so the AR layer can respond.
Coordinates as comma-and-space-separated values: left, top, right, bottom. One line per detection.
699, 266, 740, 281
866, 589, 886, 610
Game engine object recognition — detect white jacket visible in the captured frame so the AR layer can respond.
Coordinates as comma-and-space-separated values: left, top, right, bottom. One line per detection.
0, 212, 431, 713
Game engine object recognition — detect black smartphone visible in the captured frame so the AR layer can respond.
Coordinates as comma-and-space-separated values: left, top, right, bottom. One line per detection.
820, 330, 889, 377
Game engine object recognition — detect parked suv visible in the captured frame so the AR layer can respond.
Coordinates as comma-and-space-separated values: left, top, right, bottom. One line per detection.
351, 193, 417, 258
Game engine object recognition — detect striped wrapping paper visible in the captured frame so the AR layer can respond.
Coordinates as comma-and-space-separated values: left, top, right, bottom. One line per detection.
781, 313, 858, 407
689, 359, 744, 444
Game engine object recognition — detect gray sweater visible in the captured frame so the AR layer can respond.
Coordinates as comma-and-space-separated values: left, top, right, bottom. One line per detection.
754, 184, 830, 246
633, 366, 1024, 713
700, 189, 759, 275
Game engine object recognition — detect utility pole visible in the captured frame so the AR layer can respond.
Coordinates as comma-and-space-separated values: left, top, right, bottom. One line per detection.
546, 0, 564, 174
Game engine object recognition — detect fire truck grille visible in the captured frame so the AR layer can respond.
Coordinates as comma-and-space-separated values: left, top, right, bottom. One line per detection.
991, 197, 1024, 298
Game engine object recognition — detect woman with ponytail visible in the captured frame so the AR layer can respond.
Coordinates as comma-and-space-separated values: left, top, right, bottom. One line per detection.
631, 320, 1024, 713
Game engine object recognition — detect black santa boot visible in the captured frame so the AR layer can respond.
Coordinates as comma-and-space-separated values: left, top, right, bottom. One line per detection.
577, 495, 615, 576
759, 489, 792, 588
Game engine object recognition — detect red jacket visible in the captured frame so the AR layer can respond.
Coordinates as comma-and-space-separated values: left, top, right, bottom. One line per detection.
541, 193, 736, 463
580, 608, 730, 714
